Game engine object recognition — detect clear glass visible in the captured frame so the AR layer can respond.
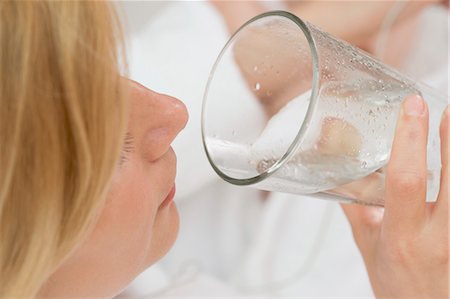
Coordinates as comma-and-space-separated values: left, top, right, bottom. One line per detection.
201, 11, 448, 206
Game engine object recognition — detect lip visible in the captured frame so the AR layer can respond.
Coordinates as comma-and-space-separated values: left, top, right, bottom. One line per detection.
159, 185, 176, 209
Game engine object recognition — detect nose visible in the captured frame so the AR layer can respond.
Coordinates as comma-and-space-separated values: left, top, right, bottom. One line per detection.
129, 80, 189, 161
156, 92, 189, 136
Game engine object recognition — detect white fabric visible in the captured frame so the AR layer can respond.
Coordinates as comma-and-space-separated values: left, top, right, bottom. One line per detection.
118, 2, 448, 298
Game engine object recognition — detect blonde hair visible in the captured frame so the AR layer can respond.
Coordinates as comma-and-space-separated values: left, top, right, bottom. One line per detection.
0, 1, 127, 297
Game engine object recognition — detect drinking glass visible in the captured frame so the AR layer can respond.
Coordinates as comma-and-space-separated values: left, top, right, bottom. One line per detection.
201, 11, 448, 206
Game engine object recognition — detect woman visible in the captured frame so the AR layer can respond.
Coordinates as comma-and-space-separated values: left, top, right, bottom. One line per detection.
0, 2, 186, 297
0, 1, 447, 298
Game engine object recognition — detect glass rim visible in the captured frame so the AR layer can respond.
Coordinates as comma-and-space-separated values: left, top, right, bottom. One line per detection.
201, 10, 320, 186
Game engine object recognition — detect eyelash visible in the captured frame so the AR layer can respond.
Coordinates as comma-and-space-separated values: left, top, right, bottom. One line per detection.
120, 133, 134, 164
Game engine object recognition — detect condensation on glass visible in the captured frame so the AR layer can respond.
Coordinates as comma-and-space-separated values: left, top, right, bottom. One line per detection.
202, 11, 448, 206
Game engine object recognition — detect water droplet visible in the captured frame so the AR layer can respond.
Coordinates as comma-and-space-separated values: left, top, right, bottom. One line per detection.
253, 66, 258, 72
254, 82, 261, 91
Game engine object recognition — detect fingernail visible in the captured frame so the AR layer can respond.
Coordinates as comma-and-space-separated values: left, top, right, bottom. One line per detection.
403, 95, 425, 116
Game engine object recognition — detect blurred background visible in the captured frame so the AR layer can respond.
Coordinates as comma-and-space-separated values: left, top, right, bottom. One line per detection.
116, 1, 448, 297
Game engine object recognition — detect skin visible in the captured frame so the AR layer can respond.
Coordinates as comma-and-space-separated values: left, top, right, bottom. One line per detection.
342, 96, 449, 298
39, 81, 189, 298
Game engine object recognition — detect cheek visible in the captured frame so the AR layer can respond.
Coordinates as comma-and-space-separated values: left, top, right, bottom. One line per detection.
144, 202, 180, 267
109, 165, 179, 271
88, 166, 160, 276
105, 167, 159, 251
41, 167, 162, 298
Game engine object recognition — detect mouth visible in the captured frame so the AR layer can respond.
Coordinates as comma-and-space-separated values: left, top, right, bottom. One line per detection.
159, 184, 176, 209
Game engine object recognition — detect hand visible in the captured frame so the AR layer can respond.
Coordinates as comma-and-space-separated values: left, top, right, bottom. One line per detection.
342, 95, 449, 298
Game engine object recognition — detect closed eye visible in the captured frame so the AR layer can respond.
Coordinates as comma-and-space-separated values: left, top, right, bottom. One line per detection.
120, 132, 134, 165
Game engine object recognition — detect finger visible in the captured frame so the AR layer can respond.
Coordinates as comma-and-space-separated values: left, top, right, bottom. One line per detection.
341, 203, 383, 233
384, 95, 429, 233
340, 203, 382, 255
331, 171, 385, 205
436, 106, 449, 213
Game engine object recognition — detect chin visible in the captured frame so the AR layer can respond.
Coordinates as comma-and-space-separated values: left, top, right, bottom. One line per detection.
144, 202, 179, 268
